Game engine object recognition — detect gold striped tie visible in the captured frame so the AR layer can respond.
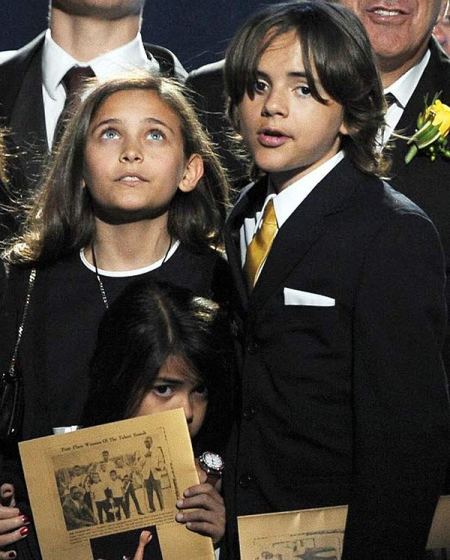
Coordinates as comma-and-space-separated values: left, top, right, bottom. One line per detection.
244, 199, 278, 288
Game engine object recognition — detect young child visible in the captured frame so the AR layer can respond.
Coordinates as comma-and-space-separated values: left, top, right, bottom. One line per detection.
82, 278, 235, 545
222, 2, 449, 558
0, 74, 230, 556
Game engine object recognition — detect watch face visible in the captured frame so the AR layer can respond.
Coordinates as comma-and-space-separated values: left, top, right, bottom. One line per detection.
202, 451, 224, 472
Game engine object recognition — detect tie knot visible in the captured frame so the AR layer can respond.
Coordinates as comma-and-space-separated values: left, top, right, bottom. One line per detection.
261, 199, 277, 227
62, 65, 95, 97
384, 92, 397, 109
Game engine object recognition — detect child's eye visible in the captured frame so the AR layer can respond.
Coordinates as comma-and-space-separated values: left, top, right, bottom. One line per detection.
253, 79, 269, 94
152, 384, 174, 397
101, 128, 120, 140
194, 384, 208, 399
295, 85, 311, 97
147, 129, 165, 141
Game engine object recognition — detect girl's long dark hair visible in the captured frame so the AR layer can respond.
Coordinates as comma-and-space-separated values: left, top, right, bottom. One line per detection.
4, 74, 229, 266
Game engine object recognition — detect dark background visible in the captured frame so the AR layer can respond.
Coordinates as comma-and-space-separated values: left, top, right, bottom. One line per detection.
0, 1, 275, 71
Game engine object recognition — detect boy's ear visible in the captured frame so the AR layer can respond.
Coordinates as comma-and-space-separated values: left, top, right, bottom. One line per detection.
339, 121, 350, 136
178, 153, 204, 193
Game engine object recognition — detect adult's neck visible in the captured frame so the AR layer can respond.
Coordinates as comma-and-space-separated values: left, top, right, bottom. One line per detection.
377, 41, 430, 88
50, 8, 141, 62
86, 217, 172, 272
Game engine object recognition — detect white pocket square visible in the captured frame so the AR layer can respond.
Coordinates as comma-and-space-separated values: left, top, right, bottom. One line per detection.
283, 287, 335, 307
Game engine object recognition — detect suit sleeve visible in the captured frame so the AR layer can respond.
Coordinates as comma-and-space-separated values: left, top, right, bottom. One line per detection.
343, 211, 450, 558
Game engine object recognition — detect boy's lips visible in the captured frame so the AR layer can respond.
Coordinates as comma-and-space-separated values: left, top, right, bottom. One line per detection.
257, 127, 291, 147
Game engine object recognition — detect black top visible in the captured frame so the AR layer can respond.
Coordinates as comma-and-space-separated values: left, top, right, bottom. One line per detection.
1, 243, 230, 441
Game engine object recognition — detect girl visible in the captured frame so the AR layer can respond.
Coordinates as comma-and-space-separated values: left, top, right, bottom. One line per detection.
83, 278, 235, 543
0, 74, 230, 557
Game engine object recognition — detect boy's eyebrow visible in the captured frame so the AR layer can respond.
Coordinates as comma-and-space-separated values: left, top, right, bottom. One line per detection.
91, 117, 175, 135
256, 69, 313, 81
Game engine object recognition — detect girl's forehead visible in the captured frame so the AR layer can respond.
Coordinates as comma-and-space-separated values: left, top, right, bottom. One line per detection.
158, 354, 203, 383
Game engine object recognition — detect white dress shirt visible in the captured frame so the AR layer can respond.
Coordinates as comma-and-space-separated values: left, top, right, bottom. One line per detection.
240, 150, 345, 272
379, 50, 430, 147
41, 30, 160, 148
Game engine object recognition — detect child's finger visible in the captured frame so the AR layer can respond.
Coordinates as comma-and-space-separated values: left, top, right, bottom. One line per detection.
177, 493, 223, 512
183, 483, 222, 501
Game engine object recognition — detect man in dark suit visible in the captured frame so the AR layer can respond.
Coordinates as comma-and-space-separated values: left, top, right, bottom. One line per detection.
0, 0, 185, 236
339, 0, 450, 378
221, 2, 449, 559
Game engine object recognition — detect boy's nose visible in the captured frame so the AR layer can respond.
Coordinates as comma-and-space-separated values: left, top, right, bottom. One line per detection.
262, 90, 288, 117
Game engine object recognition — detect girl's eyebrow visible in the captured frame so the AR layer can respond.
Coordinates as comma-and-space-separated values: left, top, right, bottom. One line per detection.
91, 117, 175, 135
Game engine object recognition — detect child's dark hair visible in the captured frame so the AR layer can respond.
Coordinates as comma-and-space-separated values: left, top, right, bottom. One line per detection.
225, 0, 389, 177
82, 279, 235, 455
4, 74, 229, 266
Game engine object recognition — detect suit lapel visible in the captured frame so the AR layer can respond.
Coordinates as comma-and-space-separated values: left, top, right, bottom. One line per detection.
249, 158, 357, 314
391, 39, 450, 177
225, 178, 267, 312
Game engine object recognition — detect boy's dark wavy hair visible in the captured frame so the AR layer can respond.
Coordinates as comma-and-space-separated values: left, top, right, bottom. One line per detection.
82, 279, 236, 455
225, 0, 390, 177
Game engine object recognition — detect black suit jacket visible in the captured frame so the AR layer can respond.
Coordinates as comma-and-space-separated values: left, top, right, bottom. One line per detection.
0, 32, 185, 236
388, 39, 450, 369
223, 157, 449, 559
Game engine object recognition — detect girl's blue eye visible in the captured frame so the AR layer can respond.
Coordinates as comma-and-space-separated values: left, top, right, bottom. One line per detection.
148, 130, 164, 141
101, 129, 119, 139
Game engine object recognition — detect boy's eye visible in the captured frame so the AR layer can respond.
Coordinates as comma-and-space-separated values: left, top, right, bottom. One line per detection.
253, 79, 269, 94
295, 85, 311, 97
101, 128, 120, 140
147, 129, 165, 141
152, 384, 174, 397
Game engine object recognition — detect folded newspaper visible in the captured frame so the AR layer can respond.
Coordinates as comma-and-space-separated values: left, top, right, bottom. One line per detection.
19, 408, 215, 560
238, 496, 450, 559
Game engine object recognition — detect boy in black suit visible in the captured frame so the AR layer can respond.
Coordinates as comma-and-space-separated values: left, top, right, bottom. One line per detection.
222, 2, 449, 558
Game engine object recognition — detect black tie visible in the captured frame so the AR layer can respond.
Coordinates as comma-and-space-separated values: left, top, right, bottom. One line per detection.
384, 92, 397, 109
54, 65, 95, 145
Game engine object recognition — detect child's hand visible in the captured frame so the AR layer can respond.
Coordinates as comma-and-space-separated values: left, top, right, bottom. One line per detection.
132, 530, 152, 560
175, 481, 225, 545
0, 483, 30, 559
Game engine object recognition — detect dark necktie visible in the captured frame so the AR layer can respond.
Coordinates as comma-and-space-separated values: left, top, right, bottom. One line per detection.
384, 92, 397, 109
54, 65, 95, 145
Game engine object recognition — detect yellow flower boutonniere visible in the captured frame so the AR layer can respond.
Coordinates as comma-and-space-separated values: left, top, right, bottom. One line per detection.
399, 94, 450, 164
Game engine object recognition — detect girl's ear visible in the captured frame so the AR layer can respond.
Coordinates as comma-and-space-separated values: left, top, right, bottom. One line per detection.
178, 154, 204, 193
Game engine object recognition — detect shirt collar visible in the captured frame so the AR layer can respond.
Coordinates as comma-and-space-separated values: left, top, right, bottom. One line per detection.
42, 29, 159, 100
267, 150, 345, 228
384, 49, 430, 109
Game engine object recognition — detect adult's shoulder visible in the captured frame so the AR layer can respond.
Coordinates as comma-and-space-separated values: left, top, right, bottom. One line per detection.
0, 32, 45, 120
143, 42, 187, 80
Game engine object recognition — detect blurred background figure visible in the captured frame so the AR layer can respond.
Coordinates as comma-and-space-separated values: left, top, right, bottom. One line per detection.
434, 4, 450, 54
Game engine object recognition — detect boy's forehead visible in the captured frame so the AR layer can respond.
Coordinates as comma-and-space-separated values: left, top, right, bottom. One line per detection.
259, 30, 305, 69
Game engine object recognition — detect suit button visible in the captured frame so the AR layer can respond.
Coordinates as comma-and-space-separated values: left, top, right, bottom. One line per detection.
239, 472, 253, 488
243, 407, 256, 420
246, 339, 259, 353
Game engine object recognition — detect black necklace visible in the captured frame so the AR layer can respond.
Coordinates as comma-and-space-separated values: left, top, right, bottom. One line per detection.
91, 237, 173, 310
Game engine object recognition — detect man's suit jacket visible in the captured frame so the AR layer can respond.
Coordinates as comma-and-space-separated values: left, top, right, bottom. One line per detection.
223, 157, 449, 559
388, 39, 450, 369
0, 32, 185, 236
